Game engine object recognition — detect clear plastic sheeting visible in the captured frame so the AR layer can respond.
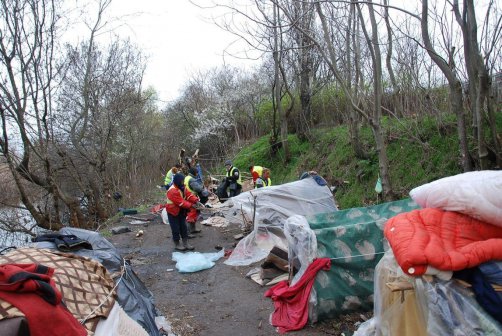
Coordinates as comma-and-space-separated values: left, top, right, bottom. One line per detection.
285, 215, 320, 324
224, 178, 337, 266
284, 215, 318, 286
354, 249, 426, 336
418, 278, 502, 335
354, 250, 502, 336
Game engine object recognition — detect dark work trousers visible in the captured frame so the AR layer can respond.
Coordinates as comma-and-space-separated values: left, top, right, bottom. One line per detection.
228, 183, 242, 197
167, 212, 188, 242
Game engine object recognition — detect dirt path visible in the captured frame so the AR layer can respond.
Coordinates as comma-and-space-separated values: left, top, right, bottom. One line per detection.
107, 212, 361, 336
108, 215, 321, 335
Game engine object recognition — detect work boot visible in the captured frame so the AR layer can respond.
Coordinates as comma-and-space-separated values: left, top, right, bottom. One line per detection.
182, 239, 194, 251
174, 240, 186, 251
189, 222, 202, 233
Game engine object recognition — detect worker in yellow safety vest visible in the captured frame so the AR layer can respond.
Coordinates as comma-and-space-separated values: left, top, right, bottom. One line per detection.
249, 165, 263, 187
224, 160, 242, 197
255, 168, 272, 188
184, 167, 207, 234
164, 163, 182, 189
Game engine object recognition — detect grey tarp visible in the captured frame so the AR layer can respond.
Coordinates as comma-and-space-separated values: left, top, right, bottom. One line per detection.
33, 227, 161, 336
224, 177, 338, 266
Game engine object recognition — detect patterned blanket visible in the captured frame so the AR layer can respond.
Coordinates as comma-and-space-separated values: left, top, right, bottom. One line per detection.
0, 248, 116, 334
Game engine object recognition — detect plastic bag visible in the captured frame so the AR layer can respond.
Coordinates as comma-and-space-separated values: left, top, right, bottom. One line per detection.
161, 208, 168, 225
375, 176, 383, 194
172, 249, 225, 273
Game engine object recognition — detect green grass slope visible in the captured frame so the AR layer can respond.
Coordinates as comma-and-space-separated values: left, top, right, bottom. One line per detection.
231, 116, 467, 209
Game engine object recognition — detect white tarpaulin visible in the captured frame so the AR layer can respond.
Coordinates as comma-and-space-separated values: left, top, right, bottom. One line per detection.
224, 177, 337, 266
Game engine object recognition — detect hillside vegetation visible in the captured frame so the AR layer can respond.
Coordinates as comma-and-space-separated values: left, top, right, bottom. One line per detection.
230, 114, 483, 209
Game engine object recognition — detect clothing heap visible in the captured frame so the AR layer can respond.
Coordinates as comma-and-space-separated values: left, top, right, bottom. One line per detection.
355, 170, 502, 336
0, 229, 160, 336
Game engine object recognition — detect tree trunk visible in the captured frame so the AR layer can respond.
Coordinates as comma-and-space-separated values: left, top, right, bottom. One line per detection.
383, 0, 402, 117
273, 2, 290, 161
357, 0, 394, 199
297, 1, 313, 141
7, 154, 61, 231
487, 87, 502, 167
421, 0, 472, 171
453, 0, 491, 169
450, 81, 472, 170
347, 2, 367, 159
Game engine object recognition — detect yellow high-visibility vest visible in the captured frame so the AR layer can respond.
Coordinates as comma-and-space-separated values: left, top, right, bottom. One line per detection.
164, 168, 175, 185
227, 167, 242, 185
184, 175, 194, 193
255, 177, 272, 188
252, 166, 263, 178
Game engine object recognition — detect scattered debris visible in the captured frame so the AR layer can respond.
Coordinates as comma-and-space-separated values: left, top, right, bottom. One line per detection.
125, 214, 156, 221
246, 267, 288, 286
233, 233, 244, 240
136, 230, 144, 237
130, 220, 149, 226
121, 208, 138, 215
166, 269, 174, 272
154, 316, 175, 336
111, 226, 131, 235
201, 216, 228, 227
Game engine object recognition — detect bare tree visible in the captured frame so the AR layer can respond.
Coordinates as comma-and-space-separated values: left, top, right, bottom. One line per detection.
453, 0, 502, 168
56, 31, 147, 222
293, 0, 315, 140
421, 0, 472, 171
297, 0, 394, 198
0, 0, 65, 231
0, 0, 153, 232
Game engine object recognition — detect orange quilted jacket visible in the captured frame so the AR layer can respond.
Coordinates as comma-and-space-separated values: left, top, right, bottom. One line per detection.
384, 208, 502, 276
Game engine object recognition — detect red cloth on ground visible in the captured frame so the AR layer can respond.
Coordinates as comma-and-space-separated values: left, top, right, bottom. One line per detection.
264, 258, 331, 334
0, 263, 87, 336
150, 204, 165, 213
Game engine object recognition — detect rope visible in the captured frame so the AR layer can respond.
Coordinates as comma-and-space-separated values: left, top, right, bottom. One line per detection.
0, 246, 17, 255
79, 257, 127, 325
330, 251, 385, 261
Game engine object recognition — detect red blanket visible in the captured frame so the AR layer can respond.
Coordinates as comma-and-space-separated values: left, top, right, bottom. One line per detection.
0, 263, 87, 336
264, 258, 331, 334
385, 208, 502, 276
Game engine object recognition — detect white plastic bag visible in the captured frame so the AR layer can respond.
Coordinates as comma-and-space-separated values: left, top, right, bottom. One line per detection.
172, 249, 225, 273
161, 208, 168, 225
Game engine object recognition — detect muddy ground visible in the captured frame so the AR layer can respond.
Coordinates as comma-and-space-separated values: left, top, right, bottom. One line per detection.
106, 209, 367, 336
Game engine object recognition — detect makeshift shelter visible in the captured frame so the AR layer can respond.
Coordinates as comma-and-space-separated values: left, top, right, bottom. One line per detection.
224, 177, 338, 266
353, 170, 502, 335
287, 199, 420, 322
0, 227, 162, 336
354, 250, 502, 336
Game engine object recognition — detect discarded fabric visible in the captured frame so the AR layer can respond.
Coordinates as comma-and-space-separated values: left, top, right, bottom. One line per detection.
265, 258, 331, 334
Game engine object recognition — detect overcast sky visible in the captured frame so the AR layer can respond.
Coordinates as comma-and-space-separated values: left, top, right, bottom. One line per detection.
91, 0, 255, 104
